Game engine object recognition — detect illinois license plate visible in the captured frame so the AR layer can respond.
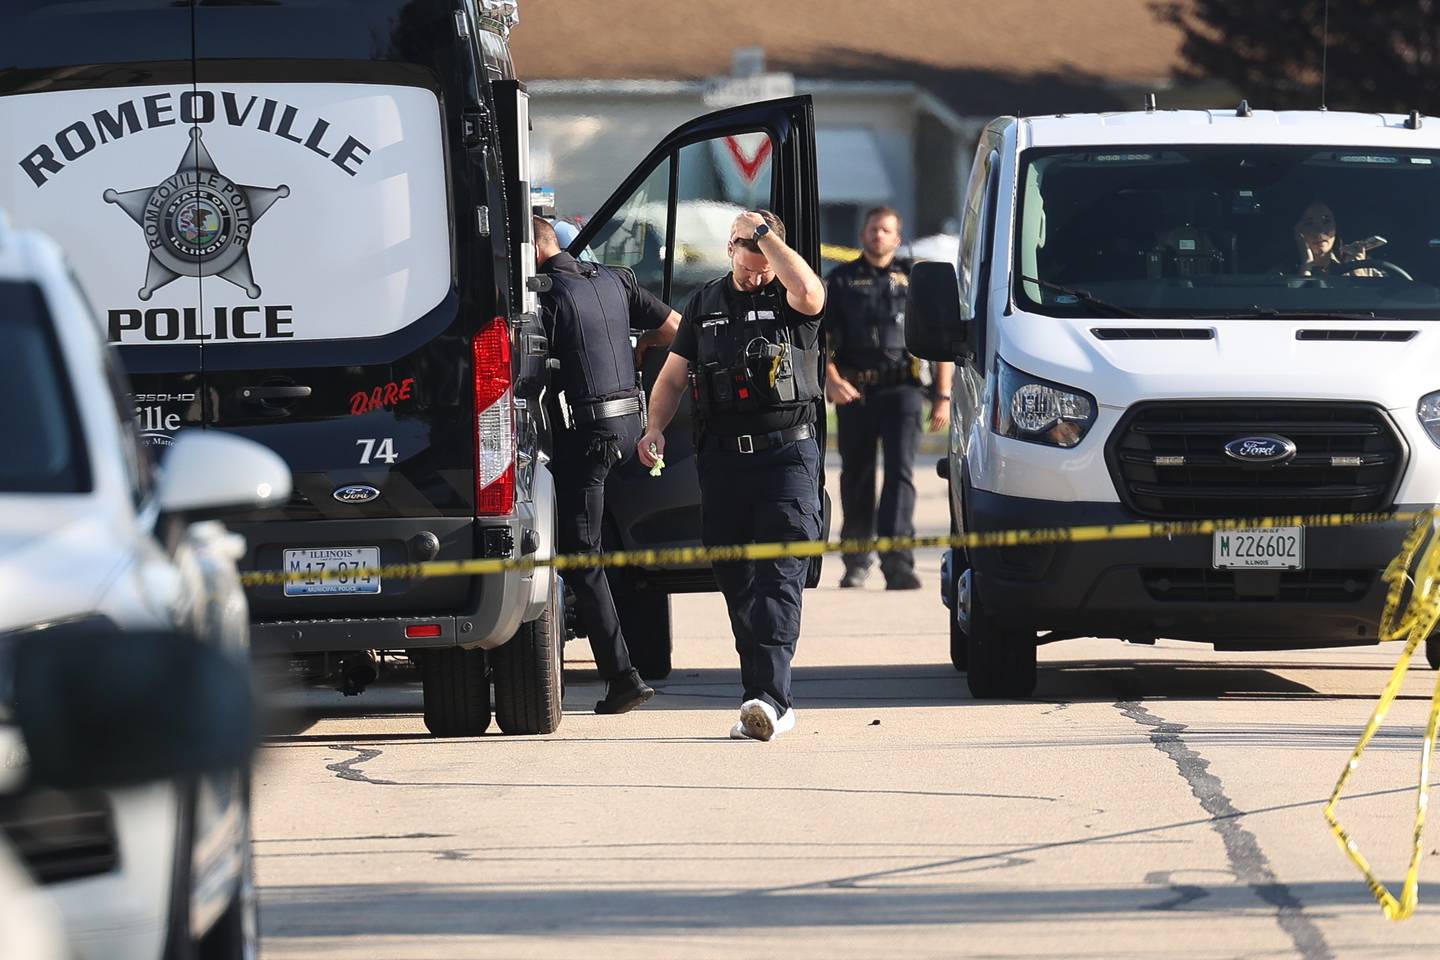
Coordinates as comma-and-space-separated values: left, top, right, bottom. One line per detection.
1212, 527, 1304, 570
283, 547, 381, 597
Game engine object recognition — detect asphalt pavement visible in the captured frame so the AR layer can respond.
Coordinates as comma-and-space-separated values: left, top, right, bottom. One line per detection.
254, 452, 1440, 959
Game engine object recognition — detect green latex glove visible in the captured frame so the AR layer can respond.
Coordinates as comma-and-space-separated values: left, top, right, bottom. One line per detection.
648, 443, 665, 477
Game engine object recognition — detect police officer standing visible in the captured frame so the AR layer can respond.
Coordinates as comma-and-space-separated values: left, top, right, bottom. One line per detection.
637, 210, 826, 742
534, 217, 679, 714
825, 207, 953, 590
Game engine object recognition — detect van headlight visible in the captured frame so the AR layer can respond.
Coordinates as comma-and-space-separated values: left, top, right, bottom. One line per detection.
1418, 391, 1440, 447
992, 357, 1096, 448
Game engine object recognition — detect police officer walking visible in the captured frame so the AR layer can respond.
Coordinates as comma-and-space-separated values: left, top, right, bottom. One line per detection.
534, 217, 679, 714
825, 206, 953, 590
637, 210, 826, 742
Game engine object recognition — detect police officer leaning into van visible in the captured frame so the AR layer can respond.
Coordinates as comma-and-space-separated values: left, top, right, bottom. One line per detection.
533, 217, 679, 715
825, 206, 953, 591
637, 210, 826, 742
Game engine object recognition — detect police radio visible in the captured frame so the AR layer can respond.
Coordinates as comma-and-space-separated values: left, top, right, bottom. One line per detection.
691, 311, 800, 414
744, 337, 797, 405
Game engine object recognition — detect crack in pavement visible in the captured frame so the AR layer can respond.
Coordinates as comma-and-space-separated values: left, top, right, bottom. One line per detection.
325, 745, 397, 785
1118, 700, 1333, 959
317, 744, 1055, 801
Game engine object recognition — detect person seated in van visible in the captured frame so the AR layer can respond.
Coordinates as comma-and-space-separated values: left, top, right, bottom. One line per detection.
1292, 201, 1380, 277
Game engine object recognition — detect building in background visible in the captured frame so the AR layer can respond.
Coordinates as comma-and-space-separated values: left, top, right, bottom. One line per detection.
512, 0, 1213, 256
528, 60, 978, 249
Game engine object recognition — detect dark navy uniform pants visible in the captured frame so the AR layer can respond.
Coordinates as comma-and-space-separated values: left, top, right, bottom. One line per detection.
698, 435, 822, 715
836, 383, 923, 580
552, 414, 644, 681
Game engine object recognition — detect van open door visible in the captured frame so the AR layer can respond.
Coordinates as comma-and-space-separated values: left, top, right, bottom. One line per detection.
565, 96, 825, 679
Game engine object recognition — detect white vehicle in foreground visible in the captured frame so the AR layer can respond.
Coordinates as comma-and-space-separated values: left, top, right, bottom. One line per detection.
907, 108, 1440, 698
0, 216, 290, 959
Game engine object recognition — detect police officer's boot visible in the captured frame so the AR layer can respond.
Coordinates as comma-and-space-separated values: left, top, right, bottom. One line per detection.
885, 569, 922, 591
839, 564, 870, 589
882, 558, 921, 591
594, 668, 655, 715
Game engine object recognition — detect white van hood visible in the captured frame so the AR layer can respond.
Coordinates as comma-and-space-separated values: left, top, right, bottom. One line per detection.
1001, 312, 1440, 412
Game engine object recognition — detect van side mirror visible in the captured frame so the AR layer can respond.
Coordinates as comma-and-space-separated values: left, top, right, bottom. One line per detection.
5, 626, 258, 790
905, 261, 967, 361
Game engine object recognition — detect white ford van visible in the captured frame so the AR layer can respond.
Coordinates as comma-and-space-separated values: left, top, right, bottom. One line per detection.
907, 107, 1440, 698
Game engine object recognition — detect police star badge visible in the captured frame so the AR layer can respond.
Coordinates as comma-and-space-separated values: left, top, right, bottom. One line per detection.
104, 128, 289, 301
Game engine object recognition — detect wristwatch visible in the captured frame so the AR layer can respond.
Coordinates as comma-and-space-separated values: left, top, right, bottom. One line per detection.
752, 222, 770, 243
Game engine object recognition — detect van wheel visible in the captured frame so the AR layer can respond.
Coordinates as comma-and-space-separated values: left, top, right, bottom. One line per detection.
420, 647, 492, 737
947, 499, 968, 673
609, 573, 673, 680
944, 552, 967, 673
1427, 634, 1440, 671
965, 575, 1037, 699
948, 558, 968, 673
493, 571, 564, 735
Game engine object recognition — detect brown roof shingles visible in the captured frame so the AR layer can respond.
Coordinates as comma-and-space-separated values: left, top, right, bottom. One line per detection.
510, 0, 1184, 85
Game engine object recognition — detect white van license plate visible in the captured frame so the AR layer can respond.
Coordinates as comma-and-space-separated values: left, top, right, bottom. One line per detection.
1212, 527, 1303, 570
283, 547, 381, 597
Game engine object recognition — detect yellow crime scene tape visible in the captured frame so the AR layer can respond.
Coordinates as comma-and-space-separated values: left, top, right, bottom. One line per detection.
240, 510, 1415, 587
240, 506, 1440, 918
1324, 506, 1440, 921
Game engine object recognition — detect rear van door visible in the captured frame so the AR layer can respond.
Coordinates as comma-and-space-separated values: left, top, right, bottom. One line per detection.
189, 3, 477, 620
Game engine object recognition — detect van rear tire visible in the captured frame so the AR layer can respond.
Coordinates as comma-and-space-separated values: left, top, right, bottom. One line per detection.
948, 557, 968, 673
609, 573, 673, 680
964, 576, 1037, 699
420, 647, 492, 737
492, 572, 564, 735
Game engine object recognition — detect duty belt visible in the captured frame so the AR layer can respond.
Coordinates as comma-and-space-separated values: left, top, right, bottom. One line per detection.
838, 364, 920, 388
568, 394, 642, 427
709, 422, 814, 454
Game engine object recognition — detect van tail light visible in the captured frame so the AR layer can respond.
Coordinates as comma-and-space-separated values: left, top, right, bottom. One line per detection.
473, 318, 514, 516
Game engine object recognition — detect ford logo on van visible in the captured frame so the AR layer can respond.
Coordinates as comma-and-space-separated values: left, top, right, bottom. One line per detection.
333, 484, 381, 504
1223, 435, 1297, 465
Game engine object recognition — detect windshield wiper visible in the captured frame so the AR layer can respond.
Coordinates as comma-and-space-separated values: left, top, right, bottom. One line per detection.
1019, 276, 1142, 319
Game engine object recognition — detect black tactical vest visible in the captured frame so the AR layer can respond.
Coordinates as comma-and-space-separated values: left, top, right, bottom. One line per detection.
686, 276, 823, 417
540, 260, 638, 404
827, 257, 913, 371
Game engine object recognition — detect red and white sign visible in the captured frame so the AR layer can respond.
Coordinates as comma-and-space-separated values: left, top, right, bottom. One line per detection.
722, 134, 773, 185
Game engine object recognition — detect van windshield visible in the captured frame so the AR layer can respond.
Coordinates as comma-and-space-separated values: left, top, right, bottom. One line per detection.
1015, 145, 1440, 319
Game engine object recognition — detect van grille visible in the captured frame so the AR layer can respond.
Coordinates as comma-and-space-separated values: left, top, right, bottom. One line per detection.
0, 790, 119, 885
1091, 327, 1214, 341
1295, 329, 1416, 342
1141, 568, 1375, 603
1107, 401, 1406, 518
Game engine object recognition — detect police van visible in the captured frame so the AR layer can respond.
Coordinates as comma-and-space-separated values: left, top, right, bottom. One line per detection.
0, 0, 823, 734
908, 107, 1440, 699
